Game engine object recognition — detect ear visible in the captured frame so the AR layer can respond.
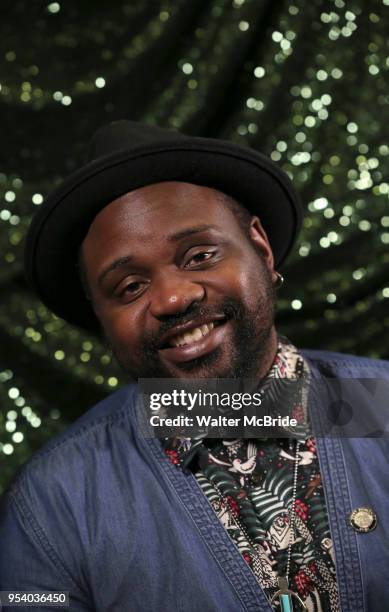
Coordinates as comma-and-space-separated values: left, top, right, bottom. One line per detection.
248, 216, 277, 280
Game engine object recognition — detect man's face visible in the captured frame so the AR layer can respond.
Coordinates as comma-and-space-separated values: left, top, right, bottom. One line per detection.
81, 182, 278, 380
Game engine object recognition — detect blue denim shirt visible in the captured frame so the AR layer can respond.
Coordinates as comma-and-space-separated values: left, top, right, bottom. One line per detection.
1, 349, 389, 611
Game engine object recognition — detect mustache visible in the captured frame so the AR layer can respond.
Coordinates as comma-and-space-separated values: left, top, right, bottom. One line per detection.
143, 299, 244, 351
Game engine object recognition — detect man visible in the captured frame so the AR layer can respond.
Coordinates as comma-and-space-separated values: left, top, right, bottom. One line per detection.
0, 121, 388, 612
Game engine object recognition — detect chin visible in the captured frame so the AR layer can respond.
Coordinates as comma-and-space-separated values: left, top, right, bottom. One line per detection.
163, 349, 261, 380
160, 349, 227, 379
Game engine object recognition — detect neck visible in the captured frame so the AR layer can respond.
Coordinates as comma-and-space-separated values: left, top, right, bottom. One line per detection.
255, 326, 278, 381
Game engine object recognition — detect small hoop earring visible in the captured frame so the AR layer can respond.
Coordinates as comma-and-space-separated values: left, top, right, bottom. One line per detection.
273, 271, 284, 289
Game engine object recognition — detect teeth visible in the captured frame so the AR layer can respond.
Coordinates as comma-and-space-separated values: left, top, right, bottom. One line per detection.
171, 322, 215, 347
192, 328, 203, 341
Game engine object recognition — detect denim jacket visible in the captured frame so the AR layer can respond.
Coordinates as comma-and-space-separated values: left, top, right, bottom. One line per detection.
0, 350, 389, 612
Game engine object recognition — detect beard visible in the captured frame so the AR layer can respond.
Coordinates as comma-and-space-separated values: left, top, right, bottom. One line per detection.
110, 260, 276, 381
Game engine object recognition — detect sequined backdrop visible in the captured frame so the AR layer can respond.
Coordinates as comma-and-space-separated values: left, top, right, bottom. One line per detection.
1, 0, 388, 491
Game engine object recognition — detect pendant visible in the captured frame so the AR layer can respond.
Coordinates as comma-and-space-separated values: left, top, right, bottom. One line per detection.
270, 577, 307, 611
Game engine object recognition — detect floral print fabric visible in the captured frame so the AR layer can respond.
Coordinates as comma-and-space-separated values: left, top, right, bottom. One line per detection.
164, 339, 340, 611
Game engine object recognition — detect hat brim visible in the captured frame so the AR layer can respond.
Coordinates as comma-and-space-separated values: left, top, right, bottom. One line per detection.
25, 138, 302, 331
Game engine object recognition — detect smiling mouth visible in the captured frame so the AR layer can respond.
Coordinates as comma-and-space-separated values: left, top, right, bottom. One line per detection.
168, 321, 222, 347
158, 315, 226, 349
157, 317, 229, 364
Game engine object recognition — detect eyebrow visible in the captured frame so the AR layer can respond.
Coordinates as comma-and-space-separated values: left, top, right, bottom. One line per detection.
97, 224, 219, 286
168, 224, 219, 242
98, 255, 133, 287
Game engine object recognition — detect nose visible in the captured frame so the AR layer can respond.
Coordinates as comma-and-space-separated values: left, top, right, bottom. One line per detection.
149, 272, 205, 319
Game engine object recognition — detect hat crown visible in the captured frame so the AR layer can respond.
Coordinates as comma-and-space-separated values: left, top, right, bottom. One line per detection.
88, 120, 186, 162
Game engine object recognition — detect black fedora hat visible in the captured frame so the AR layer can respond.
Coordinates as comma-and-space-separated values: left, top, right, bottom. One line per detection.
25, 120, 303, 331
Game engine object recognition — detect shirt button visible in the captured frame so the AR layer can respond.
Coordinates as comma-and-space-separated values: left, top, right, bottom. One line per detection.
348, 507, 377, 533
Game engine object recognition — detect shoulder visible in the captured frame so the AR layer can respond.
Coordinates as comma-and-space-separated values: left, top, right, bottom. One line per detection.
301, 348, 389, 376
0, 385, 140, 599
5, 383, 139, 494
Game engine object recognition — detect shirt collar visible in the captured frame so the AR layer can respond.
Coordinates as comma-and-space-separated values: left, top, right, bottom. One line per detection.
163, 336, 311, 471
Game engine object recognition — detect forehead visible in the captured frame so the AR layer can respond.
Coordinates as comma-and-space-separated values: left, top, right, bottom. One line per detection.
83, 181, 239, 247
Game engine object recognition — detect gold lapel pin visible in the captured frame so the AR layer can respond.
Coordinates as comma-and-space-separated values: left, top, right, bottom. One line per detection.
349, 507, 377, 533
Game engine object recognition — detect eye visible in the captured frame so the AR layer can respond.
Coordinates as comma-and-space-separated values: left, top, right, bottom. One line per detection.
184, 250, 217, 268
117, 279, 148, 301
124, 281, 142, 294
